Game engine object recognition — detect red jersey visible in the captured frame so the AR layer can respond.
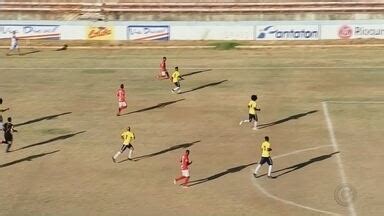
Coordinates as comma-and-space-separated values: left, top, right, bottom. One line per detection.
180, 153, 190, 170
117, 88, 126, 102
160, 60, 166, 71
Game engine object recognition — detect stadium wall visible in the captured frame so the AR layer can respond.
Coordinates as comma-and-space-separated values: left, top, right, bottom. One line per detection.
0, 20, 384, 41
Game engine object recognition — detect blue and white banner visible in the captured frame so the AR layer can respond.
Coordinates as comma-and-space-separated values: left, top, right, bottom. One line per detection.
127, 25, 169, 40
255, 25, 320, 40
0, 24, 60, 39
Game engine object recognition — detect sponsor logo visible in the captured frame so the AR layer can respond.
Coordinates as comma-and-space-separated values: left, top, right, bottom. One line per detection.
87, 26, 114, 40
0, 25, 60, 39
128, 25, 169, 41
338, 25, 353, 39
338, 25, 384, 39
257, 25, 318, 40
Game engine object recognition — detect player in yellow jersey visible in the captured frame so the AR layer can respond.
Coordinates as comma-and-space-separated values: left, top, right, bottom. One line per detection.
253, 136, 274, 178
239, 95, 260, 130
112, 126, 135, 163
171, 66, 183, 94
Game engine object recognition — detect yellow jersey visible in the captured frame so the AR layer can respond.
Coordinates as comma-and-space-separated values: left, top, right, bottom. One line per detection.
172, 71, 181, 83
121, 131, 135, 145
261, 141, 271, 157
248, 100, 257, 115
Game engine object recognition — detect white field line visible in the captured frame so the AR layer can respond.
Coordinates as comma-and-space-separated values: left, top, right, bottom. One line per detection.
322, 102, 357, 216
325, 101, 384, 104
251, 144, 341, 216
1, 66, 384, 70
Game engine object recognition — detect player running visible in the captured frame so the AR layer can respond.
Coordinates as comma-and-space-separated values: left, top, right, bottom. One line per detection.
112, 126, 135, 163
173, 149, 192, 188
253, 136, 274, 178
0, 98, 10, 131
157, 57, 170, 80
2, 117, 17, 153
6, 31, 20, 56
116, 84, 127, 116
239, 95, 260, 130
171, 66, 183, 94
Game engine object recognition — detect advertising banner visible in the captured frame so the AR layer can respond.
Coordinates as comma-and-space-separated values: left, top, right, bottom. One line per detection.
255, 25, 319, 40
321, 24, 384, 39
127, 25, 170, 40
171, 25, 254, 40
0, 25, 60, 39
87, 26, 114, 40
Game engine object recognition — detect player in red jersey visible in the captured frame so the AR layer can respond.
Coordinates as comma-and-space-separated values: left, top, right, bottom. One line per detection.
116, 84, 127, 116
173, 149, 192, 188
157, 57, 170, 80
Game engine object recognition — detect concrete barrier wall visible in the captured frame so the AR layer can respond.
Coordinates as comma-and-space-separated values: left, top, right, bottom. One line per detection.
0, 20, 383, 41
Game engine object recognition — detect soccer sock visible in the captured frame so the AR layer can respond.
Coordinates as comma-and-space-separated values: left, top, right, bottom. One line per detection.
268, 165, 273, 176
243, 120, 250, 123
254, 164, 261, 174
183, 177, 190, 185
128, 149, 133, 159
253, 121, 257, 128
113, 151, 121, 159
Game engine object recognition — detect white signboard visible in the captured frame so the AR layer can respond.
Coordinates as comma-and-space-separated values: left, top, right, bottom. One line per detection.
0, 25, 60, 39
255, 25, 319, 40
321, 24, 384, 39
171, 25, 254, 40
127, 25, 170, 40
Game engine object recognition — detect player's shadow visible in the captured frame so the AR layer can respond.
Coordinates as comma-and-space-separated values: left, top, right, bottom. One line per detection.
179, 79, 228, 94
258, 152, 339, 178
15, 112, 72, 127
188, 162, 257, 187
0, 150, 59, 168
120, 140, 200, 163
258, 110, 318, 129
19, 50, 41, 56
181, 69, 212, 78
123, 99, 185, 115
12, 131, 86, 152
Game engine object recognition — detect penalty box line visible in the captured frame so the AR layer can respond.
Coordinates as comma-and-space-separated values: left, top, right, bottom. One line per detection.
322, 102, 357, 216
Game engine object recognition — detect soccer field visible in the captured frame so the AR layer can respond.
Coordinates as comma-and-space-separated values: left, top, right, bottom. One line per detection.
0, 46, 383, 216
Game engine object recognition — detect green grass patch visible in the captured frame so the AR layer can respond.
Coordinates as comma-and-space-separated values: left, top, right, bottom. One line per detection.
211, 42, 240, 50
40, 128, 72, 135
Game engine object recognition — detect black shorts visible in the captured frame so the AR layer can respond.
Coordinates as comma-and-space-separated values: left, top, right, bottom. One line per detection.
174, 82, 180, 87
4, 133, 13, 142
259, 157, 273, 165
120, 144, 133, 152
249, 114, 258, 122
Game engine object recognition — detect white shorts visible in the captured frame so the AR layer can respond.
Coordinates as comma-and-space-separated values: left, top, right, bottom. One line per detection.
118, 101, 127, 108
10, 43, 18, 50
181, 169, 190, 177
